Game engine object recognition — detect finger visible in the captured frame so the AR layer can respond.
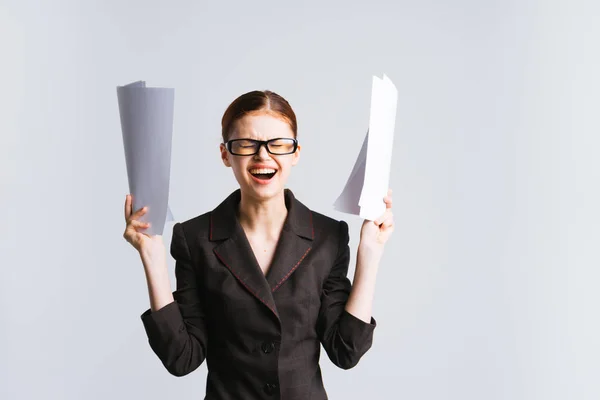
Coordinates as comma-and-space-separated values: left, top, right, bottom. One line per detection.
382, 217, 394, 229
124, 194, 132, 221
383, 193, 393, 209
128, 205, 148, 222
124, 221, 151, 243
129, 220, 150, 230
374, 210, 393, 225
376, 216, 393, 228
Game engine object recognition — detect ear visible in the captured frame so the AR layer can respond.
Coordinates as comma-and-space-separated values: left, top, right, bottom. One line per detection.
220, 143, 231, 167
291, 143, 301, 166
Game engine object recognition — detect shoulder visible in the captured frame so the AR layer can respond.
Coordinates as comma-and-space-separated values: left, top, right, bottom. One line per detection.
309, 209, 348, 237
304, 208, 350, 261
172, 211, 212, 240
288, 189, 347, 236
171, 190, 240, 239
299, 200, 349, 253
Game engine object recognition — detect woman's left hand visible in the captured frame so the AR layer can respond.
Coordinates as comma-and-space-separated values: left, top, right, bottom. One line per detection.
359, 189, 395, 253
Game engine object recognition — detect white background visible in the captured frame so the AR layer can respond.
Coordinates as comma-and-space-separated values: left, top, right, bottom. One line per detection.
1, 0, 598, 399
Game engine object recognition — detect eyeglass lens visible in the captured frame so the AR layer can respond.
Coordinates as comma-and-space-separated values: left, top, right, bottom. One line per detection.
229, 139, 296, 155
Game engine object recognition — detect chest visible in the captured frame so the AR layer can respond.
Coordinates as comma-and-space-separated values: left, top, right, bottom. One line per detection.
245, 234, 279, 276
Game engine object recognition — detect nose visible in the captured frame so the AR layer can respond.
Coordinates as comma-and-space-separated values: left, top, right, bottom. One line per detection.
254, 143, 271, 159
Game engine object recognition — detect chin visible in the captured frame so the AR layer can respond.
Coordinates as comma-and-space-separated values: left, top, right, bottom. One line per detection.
245, 184, 282, 200
242, 180, 286, 201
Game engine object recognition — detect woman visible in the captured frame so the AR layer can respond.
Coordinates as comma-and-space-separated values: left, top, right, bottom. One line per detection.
123, 90, 394, 399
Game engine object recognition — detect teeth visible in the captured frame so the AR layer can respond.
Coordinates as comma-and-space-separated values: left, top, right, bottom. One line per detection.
249, 168, 276, 174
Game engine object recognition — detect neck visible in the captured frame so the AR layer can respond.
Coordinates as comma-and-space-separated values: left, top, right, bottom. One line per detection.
237, 189, 288, 239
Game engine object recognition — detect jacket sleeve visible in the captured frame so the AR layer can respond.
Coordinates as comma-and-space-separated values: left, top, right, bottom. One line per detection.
140, 222, 208, 377
316, 220, 377, 370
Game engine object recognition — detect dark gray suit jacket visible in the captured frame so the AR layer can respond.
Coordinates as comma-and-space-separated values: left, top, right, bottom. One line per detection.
140, 188, 376, 399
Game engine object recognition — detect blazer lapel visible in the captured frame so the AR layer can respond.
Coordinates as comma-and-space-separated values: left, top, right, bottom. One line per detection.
210, 189, 279, 319
209, 189, 315, 320
265, 189, 314, 292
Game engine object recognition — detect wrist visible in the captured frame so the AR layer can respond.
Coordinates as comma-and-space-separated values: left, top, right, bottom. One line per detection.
139, 250, 167, 273
357, 242, 383, 268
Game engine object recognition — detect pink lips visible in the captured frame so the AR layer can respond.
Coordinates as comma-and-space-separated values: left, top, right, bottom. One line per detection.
248, 164, 278, 185
248, 164, 278, 171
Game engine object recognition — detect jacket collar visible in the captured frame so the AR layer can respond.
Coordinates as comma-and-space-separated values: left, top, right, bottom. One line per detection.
209, 188, 314, 242
209, 188, 314, 321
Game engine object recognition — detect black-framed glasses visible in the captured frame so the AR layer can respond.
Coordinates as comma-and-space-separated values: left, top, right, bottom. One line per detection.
224, 138, 298, 156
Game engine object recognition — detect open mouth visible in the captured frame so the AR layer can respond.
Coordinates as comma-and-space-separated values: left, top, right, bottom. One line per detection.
249, 168, 277, 182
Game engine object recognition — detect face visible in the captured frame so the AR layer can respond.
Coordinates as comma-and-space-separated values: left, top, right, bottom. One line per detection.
220, 113, 301, 201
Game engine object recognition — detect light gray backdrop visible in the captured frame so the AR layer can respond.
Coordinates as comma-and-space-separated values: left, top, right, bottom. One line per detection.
1, 0, 598, 399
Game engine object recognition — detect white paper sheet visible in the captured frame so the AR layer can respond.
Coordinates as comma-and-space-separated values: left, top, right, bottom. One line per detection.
334, 74, 398, 221
117, 81, 175, 236
333, 131, 368, 216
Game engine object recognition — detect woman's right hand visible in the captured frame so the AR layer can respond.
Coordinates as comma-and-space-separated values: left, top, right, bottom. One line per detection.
123, 195, 166, 263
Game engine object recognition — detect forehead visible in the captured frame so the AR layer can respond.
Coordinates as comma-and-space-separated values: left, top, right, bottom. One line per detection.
231, 113, 294, 140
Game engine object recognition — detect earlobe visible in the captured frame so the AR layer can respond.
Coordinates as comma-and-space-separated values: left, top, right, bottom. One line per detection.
222, 154, 231, 167
220, 144, 231, 167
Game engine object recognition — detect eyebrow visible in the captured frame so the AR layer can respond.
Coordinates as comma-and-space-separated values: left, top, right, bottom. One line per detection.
231, 136, 285, 141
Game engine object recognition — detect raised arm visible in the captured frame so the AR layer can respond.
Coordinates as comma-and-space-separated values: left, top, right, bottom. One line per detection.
139, 222, 209, 377
316, 189, 394, 369
316, 220, 377, 370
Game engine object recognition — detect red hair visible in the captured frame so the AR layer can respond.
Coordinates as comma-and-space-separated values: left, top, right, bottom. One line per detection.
221, 90, 297, 142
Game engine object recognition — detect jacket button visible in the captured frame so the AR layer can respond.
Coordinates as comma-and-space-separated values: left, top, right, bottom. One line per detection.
261, 341, 275, 354
263, 383, 278, 395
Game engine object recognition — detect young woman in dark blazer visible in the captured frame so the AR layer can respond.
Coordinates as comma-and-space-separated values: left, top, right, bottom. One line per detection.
123, 90, 395, 399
